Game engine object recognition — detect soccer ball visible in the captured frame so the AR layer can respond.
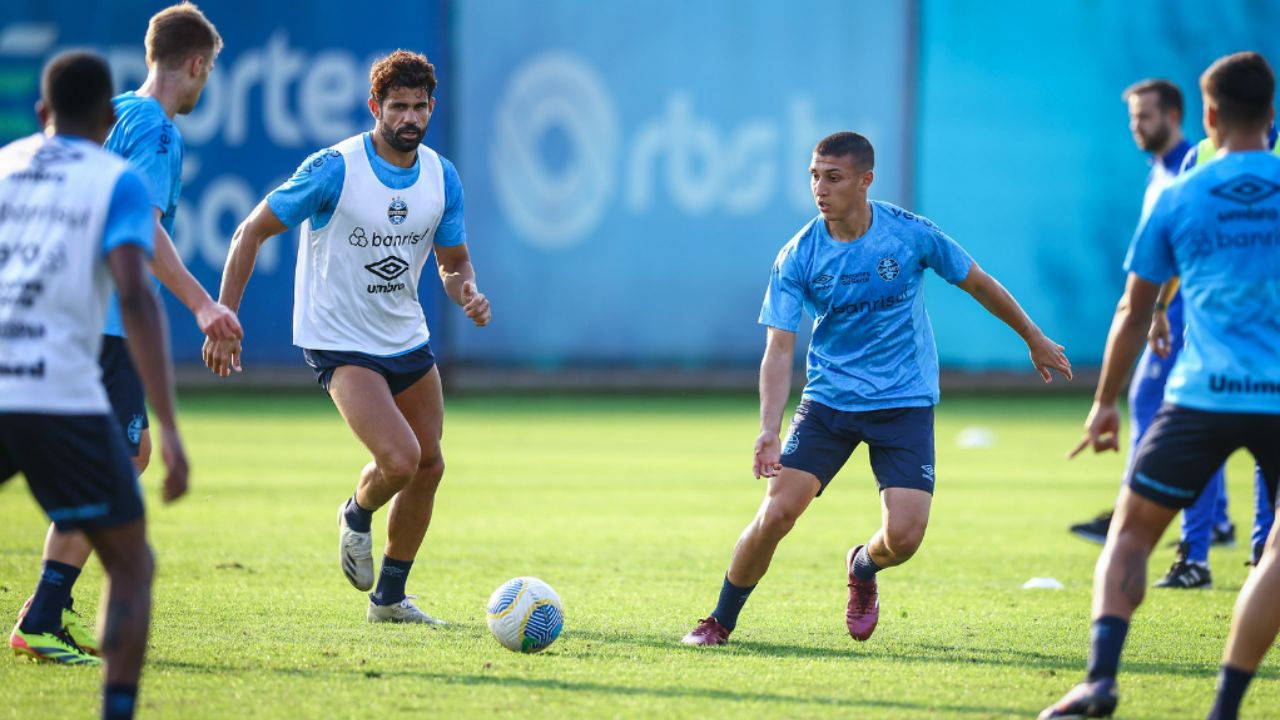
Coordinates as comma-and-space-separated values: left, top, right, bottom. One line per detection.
486, 577, 564, 653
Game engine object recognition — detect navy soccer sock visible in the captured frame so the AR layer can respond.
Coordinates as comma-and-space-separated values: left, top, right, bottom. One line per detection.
851, 545, 881, 581
103, 683, 138, 720
709, 575, 756, 631
369, 556, 414, 606
1206, 665, 1254, 720
343, 494, 373, 533
21, 560, 81, 634
1085, 615, 1130, 681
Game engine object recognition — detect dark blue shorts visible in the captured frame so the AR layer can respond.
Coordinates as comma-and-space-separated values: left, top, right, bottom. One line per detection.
780, 399, 936, 496
303, 343, 436, 396
0, 413, 144, 532
1127, 403, 1280, 509
99, 334, 148, 457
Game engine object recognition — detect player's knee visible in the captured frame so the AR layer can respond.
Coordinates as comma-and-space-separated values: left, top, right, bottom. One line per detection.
379, 444, 422, 484
418, 449, 444, 480
758, 501, 802, 539
884, 520, 927, 561
101, 542, 154, 589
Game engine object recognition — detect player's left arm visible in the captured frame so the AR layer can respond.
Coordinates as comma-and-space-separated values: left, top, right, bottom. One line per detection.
149, 208, 242, 342
432, 156, 488, 327
957, 262, 1073, 382
434, 243, 489, 327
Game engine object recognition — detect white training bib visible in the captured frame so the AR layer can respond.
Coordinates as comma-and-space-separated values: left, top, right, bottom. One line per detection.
293, 135, 446, 355
0, 134, 125, 413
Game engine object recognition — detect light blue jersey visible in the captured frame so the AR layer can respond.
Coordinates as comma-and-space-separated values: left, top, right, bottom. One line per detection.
760, 201, 974, 411
266, 132, 465, 246
102, 92, 180, 337
1126, 150, 1280, 414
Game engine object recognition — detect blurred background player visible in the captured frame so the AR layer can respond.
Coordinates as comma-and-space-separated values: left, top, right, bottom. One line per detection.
204, 50, 490, 624
1070, 78, 1236, 591
1046, 51, 1280, 720
9, 2, 239, 660
0, 49, 189, 720
681, 131, 1072, 647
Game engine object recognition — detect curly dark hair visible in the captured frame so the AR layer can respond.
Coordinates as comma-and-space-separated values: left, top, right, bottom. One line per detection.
370, 50, 437, 103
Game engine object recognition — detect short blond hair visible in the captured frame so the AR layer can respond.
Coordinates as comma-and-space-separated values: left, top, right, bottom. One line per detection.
145, 2, 222, 69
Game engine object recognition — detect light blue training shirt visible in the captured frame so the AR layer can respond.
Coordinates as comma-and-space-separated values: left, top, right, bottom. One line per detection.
102, 92, 181, 337
1126, 150, 1280, 414
760, 200, 974, 411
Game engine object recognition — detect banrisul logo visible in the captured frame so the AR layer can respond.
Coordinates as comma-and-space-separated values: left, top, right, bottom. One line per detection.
388, 197, 408, 225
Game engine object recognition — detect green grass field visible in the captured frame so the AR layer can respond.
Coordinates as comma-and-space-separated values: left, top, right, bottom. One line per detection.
0, 392, 1273, 718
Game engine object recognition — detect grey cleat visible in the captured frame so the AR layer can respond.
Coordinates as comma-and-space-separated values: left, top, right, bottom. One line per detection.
367, 596, 447, 625
338, 502, 375, 591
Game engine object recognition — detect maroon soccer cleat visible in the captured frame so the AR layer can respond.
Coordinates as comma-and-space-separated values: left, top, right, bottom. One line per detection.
681, 617, 731, 646
846, 545, 879, 641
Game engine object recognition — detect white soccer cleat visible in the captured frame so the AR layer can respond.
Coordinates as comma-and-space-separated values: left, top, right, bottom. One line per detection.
367, 596, 446, 625
337, 502, 375, 591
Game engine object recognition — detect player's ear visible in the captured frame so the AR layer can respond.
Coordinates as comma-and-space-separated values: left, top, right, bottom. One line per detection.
860, 169, 875, 191
35, 99, 48, 129
428, 96, 436, 114
367, 95, 380, 120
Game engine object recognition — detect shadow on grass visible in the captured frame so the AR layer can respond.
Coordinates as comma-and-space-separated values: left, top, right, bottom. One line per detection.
560, 627, 1230, 679
150, 657, 1015, 716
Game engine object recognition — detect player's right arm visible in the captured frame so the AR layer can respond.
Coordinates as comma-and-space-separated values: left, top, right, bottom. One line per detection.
204, 202, 288, 376
204, 148, 343, 376
755, 327, 796, 479
754, 243, 804, 479
1069, 189, 1176, 458
105, 170, 188, 501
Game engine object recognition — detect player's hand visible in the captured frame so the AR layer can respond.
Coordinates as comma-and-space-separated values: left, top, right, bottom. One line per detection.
1028, 334, 1072, 383
202, 336, 242, 377
1148, 310, 1172, 359
1067, 401, 1121, 459
461, 281, 491, 327
194, 299, 243, 343
753, 431, 783, 479
158, 424, 189, 503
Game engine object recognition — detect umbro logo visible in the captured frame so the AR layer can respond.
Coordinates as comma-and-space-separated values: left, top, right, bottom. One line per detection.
364, 256, 410, 281
1210, 174, 1280, 206
813, 274, 835, 288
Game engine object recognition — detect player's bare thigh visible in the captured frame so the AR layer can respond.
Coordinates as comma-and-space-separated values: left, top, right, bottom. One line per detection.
392, 365, 445, 470
328, 365, 419, 477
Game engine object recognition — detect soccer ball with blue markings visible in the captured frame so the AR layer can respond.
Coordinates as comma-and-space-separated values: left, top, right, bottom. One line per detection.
486, 577, 564, 653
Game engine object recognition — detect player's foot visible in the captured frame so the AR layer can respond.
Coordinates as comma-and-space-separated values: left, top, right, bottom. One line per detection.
1211, 522, 1237, 548
845, 546, 879, 641
1038, 678, 1118, 719
1068, 511, 1112, 545
1153, 544, 1212, 589
367, 596, 446, 625
10, 625, 101, 665
338, 502, 375, 591
60, 605, 99, 657
681, 617, 731, 646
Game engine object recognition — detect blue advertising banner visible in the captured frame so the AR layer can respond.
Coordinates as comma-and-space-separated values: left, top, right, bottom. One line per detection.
917, 0, 1280, 369
0, 0, 450, 364
452, 0, 914, 367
